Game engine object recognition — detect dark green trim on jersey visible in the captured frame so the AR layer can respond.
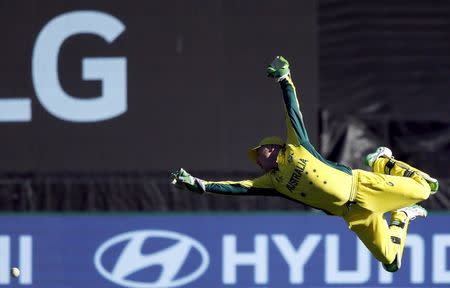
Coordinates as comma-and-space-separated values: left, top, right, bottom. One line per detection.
205, 183, 278, 196
302, 142, 353, 175
280, 78, 352, 176
206, 183, 334, 215
205, 183, 248, 194
280, 80, 309, 142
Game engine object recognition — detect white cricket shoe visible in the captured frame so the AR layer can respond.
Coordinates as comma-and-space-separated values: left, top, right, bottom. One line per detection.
365, 147, 393, 167
396, 204, 428, 221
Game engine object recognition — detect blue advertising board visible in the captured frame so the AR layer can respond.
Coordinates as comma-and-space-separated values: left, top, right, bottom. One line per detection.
0, 213, 449, 287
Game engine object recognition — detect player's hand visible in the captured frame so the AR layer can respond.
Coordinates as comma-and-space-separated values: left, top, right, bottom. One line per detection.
267, 56, 290, 82
170, 168, 205, 194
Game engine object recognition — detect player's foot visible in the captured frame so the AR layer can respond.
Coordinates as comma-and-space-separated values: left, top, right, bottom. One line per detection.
365, 146, 393, 167
396, 204, 428, 221
383, 258, 400, 273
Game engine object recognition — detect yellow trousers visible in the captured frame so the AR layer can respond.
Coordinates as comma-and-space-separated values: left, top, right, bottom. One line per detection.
343, 158, 431, 265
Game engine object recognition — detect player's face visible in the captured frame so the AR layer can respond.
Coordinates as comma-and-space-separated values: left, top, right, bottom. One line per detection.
256, 145, 277, 172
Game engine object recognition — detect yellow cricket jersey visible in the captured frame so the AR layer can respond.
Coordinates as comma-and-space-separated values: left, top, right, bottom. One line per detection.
204, 76, 356, 216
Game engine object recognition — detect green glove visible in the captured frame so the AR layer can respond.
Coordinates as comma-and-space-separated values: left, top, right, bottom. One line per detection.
267, 56, 290, 82
170, 168, 206, 194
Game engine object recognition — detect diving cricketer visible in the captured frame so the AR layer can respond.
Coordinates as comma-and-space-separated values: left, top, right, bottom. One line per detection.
170, 56, 439, 272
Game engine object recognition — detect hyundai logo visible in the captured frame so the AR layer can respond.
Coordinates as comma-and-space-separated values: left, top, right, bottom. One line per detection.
94, 230, 209, 288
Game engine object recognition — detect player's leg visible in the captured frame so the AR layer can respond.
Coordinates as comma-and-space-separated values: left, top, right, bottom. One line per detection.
366, 147, 438, 193
354, 169, 430, 213
382, 205, 427, 272
344, 205, 401, 268
343, 204, 427, 272
382, 158, 438, 192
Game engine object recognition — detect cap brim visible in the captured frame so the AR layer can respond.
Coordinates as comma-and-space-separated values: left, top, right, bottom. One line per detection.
247, 146, 260, 162
247, 136, 284, 163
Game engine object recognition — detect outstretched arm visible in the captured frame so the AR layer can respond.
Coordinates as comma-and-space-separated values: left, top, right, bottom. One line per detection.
170, 168, 278, 196
280, 76, 310, 145
268, 56, 352, 175
267, 56, 309, 146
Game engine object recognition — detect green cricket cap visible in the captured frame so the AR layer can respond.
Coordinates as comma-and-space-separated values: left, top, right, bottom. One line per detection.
248, 136, 284, 162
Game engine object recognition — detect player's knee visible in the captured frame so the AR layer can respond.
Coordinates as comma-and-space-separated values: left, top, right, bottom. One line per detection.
411, 188, 430, 203
409, 178, 431, 201
367, 244, 396, 265
417, 183, 431, 201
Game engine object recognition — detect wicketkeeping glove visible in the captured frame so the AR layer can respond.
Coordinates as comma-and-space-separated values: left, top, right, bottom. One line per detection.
267, 56, 290, 82
170, 168, 206, 194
